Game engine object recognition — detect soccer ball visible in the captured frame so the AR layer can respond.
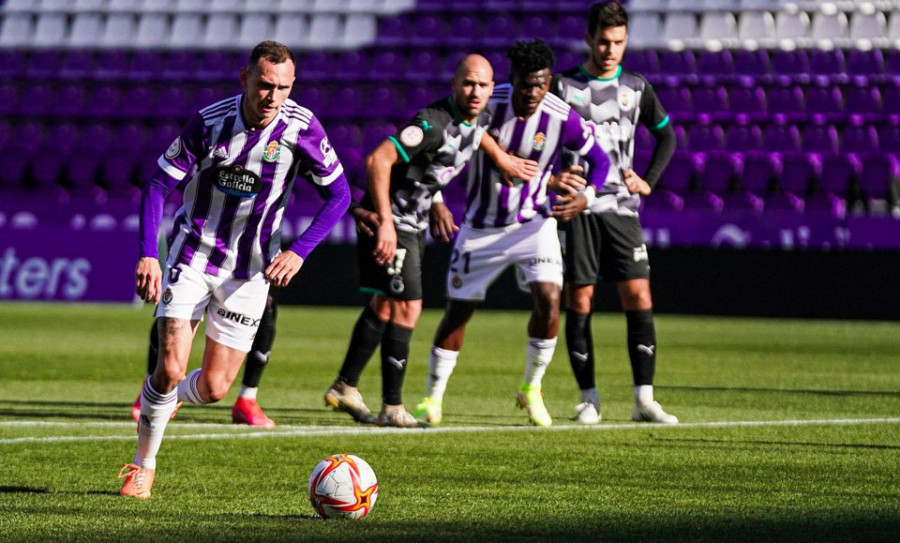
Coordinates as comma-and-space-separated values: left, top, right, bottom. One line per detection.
308, 454, 379, 520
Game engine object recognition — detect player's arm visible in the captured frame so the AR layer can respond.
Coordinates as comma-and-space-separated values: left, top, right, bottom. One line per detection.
366, 139, 402, 266
479, 132, 539, 186
274, 119, 351, 287
552, 111, 611, 221
631, 79, 676, 196
428, 191, 458, 243
347, 177, 379, 238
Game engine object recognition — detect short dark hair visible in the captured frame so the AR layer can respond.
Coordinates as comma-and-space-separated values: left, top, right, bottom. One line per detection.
248, 40, 294, 67
507, 39, 555, 78
588, 1, 629, 36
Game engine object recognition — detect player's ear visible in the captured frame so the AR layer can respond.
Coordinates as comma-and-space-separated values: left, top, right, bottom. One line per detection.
240, 66, 249, 89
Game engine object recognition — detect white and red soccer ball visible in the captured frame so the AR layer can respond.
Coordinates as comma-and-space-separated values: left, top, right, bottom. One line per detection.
308, 454, 378, 520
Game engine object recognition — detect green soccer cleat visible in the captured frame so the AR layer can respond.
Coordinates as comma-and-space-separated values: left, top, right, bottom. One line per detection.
412, 396, 443, 425
516, 383, 552, 427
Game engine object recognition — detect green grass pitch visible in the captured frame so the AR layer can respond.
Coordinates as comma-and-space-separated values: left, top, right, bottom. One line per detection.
1, 302, 898, 542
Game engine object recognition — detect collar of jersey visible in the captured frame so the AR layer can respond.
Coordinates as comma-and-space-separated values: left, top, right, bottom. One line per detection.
447, 97, 473, 127
579, 64, 621, 81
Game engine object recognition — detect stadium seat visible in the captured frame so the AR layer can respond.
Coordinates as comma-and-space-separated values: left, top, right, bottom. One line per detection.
841, 118, 880, 154
729, 82, 767, 119
196, 51, 239, 82
627, 12, 663, 48
767, 85, 805, 118
696, 50, 734, 78
0, 84, 17, 117
696, 12, 738, 49
128, 51, 165, 82
31, 12, 68, 48
703, 150, 739, 194
801, 120, 839, 154
58, 50, 94, 80
818, 153, 861, 196
0, 50, 26, 79
844, 83, 882, 116
810, 10, 849, 47
741, 151, 780, 194
0, 13, 34, 47
203, 14, 240, 49
859, 154, 900, 209
332, 50, 369, 82
120, 85, 157, 118
805, 192, 846, 217
654, 85, 692, 117
736, 11, 776, 48
879, 119, 900, 154
68, 13, 104, 48
410, 14, 445, 46
688, 120, 725, 152
135, 13, 170, 49
51, 84, 89, 116
725, 119, 763, 152
764, 191, 805, 213
156, 87, 193, 119
376, 15, 408, 46
772, 50, 809, 79
407, 50, 442, 82
93, 51, 130, 80
343, 13, 379, 48
849, 8, 888, 48
18, 85, 54, 117
661, 12, 698, 46
774, 9, 811, 47
368, 50, 405, 82
846, 49, 884, 77
272, 13, 310, 49
446, 14, 480, 46
805, 81, 843, 117
808, 49, 845, 77
481, 14, 517, 46
362, 121, 396, 153
732, 49, 769, 76
659, 151, 700, 194
763, 117, 802, 153
293, 86, 329, 114
237, 13, 273, 49
693, 85, 729, 117
641, 188, 685, 212
100, 13, 137, 48
624, 50, 659, 77
85, 85, 121, 118
520, 14, 553, 41
551, 14, 582, 47
26, 50, 60, 79
169, 13, 205, 49
780, 152, 820, 194
658, 50, 696, 77
723, 190, 764, 212
330, 86, 364, 117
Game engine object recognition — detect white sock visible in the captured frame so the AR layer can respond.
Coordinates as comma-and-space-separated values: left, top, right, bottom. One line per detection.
425, 346, 459, 400
523, 337, 557, 387
176, 368, 206, 405
135, 377, 178, 470
635, 385, 654, 406
239, 386, 258, 400
581, 388, 599, 407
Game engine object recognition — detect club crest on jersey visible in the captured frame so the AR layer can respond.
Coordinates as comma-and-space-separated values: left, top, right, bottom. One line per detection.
262, 141, 280, 162
618, 89, 635, 111
165, 137, 182, 160
400, 125, 425, 147
162, 287, 173, 305
451, 275, 463, 289
532, 132, 546, 151
389, 275, 405, 295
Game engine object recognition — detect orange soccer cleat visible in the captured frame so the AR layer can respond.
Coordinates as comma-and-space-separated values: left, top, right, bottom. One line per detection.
231, 397, 275, 428
118, 464, 155, 499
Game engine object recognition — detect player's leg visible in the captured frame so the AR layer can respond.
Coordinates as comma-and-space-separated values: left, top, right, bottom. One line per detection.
130, 319, 162, 422
561, 213, 602, 424
377, 298, 423, 427
232, 293, 277, 428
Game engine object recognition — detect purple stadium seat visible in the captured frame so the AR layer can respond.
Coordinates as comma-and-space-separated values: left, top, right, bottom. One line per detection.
161, 51, 197, 82
768, 84, 805, 116
658, 50, 697, 76
156, 87, 192, 119
327, 122, 362, 151
446, 15, 481, 46
725, 118, 763, 152
693, 85, 729, 116
520, 14, 553, 41
0, 120, 10, 150
551, 15, 582, 46
102, 154, 141, 199
196, 51, 238, 82
482, 14, 517, 46
556, 51, 582, 72
634, 125, 653, 151
733, 49, 769, 76
809, 49, 845, 77
729, 82, 767, 118
407, 50, 441, 82
0, 50, 26, 79
49, 84, 86, 116
697, 50, 734, 78
688, 121, 725, 151
404, 85, 439, 119
805, 192, 845, 217
883, 79, 900, 115
765, 192, 805, 213
723, 191, 764, 212
330, 86, 364, 117
684, 191, 724, 212
704, 151, 739, 193
31, 150, 67, 190
332, 50, 368, 83
844, 82, 882, 115
119, 85, 156, 118
859, 154, 900, 204
622, 50, 656, 76
801, 120, 839, 153
26, 50, 59, 79
363, 85, 401, 119
819, 153, 861, 195
655, 83, 692, 117
115, 122, 148, 155
362, 122, 396, 153
411, 14, 445, 46
191, 85, 232, 112
886, 50, 900, 76
44, 123, 80, 157
19, 85, 53, 116
659, 151, 700, 193
93, 51, 130, 80
128, 50, 164, 82
369, 50, 405, 82
66, 153, 101, 192
879, 118, 900, 154
641, 189, 685, 212
846, 49, 884, 77
377, 16, 408, 46
780, 152, 820, 194
484, 50, 510, 81
0, 83, 17, 116
805, 81, 843, 116
772, 50, 809, 78
841, 117, 879, 154
58, 50, 94, 79
0, 149, 32, 191
293, 86, 329, 114
741, 151, 780, 193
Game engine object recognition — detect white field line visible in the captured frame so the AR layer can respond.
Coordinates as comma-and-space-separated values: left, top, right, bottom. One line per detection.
0, 417, 898, 445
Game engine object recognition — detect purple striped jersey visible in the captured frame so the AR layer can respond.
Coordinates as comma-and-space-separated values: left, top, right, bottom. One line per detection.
155, 95, 344, 280
462, 84, 609, 229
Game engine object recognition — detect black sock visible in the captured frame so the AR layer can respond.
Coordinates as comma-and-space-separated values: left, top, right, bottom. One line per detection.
380, 323, 413, 405
565, 310, 595, 390
338, 305, 388, 387
147, 320, 159, 376
243, 297, 277, 388
626, 309, 656, 386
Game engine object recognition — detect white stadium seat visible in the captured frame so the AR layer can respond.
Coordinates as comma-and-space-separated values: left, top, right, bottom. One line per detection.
203, 13, 239, 48
73, 0, 105, 10
209, 0, 244, 12
307, 13, 341, 46
168, 13, 204, 48
810, 10, 849, 47
0, 13, 34, 47
237, 13, 273, 49
662, 12, 698, 46
135, 13, 169, 48
1, 0, 40, 12
342, 13, 377, 47
697, 12, 739, 48
244, 0, 282, 13
774, 9, 811, 47
40, 0, 72, 12
849, 9, 888, 48
101, 13, 137, 48
737, 11, 776, 48
68, 12, 103, 47
627, 12, 664, 48
32, 12, 68, 47
106, 0, 142, 12
889, 12, 900, 47
272, 12, 309, 49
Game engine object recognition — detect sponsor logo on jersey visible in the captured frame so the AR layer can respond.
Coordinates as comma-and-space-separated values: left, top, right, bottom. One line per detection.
590, 121, 631, 142
263, 141, 280, 162
162, 287, 173, 305
213, 146, 229, 160
533, 132, 546, 151
216, 308, 261, 327
400, 125, 425, 147
633, 244, 649, 262
211, 164, 262, 198
319, 137, 337, 167
165, 137, 182, 160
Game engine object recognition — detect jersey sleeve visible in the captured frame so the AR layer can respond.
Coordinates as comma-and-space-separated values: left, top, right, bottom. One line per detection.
388, 107, 449, 163
157, 113, 206, 181
560, 109, 610, 191
637, 78, 670, 133
295, 114, 344, 186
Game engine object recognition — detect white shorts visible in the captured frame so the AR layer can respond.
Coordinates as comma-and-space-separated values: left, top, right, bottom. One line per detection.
155, 264, 268, 352
446, 217, 563, 301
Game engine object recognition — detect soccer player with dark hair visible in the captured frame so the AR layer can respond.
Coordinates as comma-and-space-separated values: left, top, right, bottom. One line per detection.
553, 1, 678, 424
324, 54, 540, 427
119, 41, 350, 498
412, 39, 611, 427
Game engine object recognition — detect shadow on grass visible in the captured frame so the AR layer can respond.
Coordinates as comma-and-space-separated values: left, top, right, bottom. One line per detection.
0, 486, 47, 494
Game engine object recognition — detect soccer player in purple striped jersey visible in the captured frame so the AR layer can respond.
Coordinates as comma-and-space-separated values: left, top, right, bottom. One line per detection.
553, 1, 678, 425
120, 41, 350, 499
413, 40, 611, 427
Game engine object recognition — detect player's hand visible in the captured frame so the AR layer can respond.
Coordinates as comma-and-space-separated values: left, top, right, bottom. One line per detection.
350, 206, 380, 238
135, 257, 162, 304
548, 165, 586, 195
265, 250, 304, 288
498, 152, 540, 187
624, 169, 651, 196
551, 192, 588, 222
429, 201, 459, 243
373, 219, 397, 266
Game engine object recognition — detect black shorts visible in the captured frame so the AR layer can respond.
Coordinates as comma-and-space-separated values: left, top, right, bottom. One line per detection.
561, 213, 650, 285
357, 227, 426, 300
